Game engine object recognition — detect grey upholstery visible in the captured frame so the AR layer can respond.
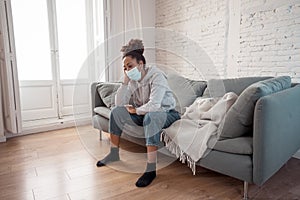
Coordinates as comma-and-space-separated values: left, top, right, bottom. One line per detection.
91, 76, 300, 189
94, 107, 111, 119
198, 150, 253, 183
207, 136, 253, 155
202, 76, 272, 98
167, 73, 207, 114
91, 82, 106, 115
97, 82, 121, 108
220, 76, 292, 139
92, 114, 109, 132
253, 84, 300, 185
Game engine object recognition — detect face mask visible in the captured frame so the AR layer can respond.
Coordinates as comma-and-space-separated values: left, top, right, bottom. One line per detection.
126, 66, 141, 81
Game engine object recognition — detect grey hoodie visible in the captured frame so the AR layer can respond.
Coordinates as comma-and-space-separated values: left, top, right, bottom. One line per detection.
115, 65, 176, 115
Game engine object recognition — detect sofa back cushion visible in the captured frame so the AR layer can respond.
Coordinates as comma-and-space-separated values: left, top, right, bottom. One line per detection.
97, 83, 121, 108
219, 76, 292, 139
202, 76, 273, 98
167, 73, 207, 114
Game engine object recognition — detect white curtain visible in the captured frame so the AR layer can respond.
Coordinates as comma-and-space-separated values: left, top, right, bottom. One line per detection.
0, 0, 7, 141
0, 71, 5, 142
0, 0, 22, 141
105, 0, 155, 82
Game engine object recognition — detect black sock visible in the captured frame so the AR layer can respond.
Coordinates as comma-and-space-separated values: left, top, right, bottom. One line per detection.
96, 147, 120, 167
135, 162, 156, 187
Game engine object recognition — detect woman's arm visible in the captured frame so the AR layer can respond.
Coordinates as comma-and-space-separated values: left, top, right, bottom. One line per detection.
136, 73, 168, 115
115, 69, 132, 106
115, 84, 131, 106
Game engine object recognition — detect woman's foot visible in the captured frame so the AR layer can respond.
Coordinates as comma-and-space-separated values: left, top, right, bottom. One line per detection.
135, 162, 156, 187
135, 171, 156, 187
96, 147, 120, 167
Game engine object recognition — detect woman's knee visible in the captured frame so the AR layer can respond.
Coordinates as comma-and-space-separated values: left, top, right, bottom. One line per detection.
143, 112, 167, 127
109, 106, 127, 135
110, 106, 127, 118
111, 106, 126, 113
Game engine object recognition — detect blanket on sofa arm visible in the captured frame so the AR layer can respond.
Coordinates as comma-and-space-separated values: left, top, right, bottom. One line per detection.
161, 92, 238, 175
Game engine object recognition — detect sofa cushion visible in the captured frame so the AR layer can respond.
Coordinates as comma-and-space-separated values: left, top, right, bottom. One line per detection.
97, 83, 121, 108
207, 136, 253, 155
94, 106, 111, 119
167, 73, 207, 114
219, 76, 292, 139
202, 76, 273, 98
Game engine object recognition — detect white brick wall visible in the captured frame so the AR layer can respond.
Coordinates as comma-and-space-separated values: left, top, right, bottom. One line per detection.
156, 0, 227, 80
238, 0, 300, 82
156, 0, 300, 82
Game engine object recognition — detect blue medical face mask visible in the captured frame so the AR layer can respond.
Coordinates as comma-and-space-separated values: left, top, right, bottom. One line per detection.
126, 66, 141, 81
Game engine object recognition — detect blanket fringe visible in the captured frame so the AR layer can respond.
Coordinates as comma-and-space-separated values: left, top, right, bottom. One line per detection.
161, 131, 196, 175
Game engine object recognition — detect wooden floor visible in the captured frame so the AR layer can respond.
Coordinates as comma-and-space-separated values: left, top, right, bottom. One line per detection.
0, 126, 300, 200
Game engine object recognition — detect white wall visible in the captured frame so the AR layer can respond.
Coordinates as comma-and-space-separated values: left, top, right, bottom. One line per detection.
238, 0, 300, 82
156, 0, 227, 80
156, 0, 300, 82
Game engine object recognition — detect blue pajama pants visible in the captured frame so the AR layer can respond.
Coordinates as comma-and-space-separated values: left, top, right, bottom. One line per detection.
109, 106, 180, 146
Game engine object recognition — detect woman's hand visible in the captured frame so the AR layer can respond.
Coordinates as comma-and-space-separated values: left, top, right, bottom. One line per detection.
123, 69, 130, 85
125, 105, 136, 114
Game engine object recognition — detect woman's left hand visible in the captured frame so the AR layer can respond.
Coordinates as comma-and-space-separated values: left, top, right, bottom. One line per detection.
125, 105, 136, 114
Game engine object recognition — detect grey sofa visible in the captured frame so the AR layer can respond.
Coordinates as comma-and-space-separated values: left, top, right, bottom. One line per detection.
91, 73, 300, 199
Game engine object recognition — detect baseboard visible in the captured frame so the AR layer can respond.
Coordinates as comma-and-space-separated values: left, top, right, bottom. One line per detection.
0, 135, 6, 142
293, 150, 300, 159
6, 115, 92, 138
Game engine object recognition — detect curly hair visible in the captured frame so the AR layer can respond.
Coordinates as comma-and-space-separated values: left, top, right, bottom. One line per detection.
120, 39, 146, 64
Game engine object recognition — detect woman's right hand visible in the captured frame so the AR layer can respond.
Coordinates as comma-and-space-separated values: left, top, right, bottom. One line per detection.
125, 104, 136, 114
123, 69, 130, 85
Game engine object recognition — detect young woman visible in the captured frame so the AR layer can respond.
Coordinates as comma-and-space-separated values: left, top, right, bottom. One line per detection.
96, 39, 180, 187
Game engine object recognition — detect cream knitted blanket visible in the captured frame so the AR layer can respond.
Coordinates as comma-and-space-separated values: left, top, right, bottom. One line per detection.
161, 92, 238, 174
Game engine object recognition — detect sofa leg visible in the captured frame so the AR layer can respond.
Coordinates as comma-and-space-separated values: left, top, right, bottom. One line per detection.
99, 130, 102, 141
243, 181, 249, 200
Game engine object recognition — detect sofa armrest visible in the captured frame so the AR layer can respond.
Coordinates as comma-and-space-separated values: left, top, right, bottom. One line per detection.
90, 82, 106, 116
253, 84, 300, 185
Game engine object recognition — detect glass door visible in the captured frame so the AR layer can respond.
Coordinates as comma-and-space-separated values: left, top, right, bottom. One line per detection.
55, 0, 90, 117
10, 0, 104, 128
11, 0, 58, 121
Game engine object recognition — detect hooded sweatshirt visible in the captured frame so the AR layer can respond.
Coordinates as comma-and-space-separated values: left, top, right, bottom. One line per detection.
115, 65, 176, 115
